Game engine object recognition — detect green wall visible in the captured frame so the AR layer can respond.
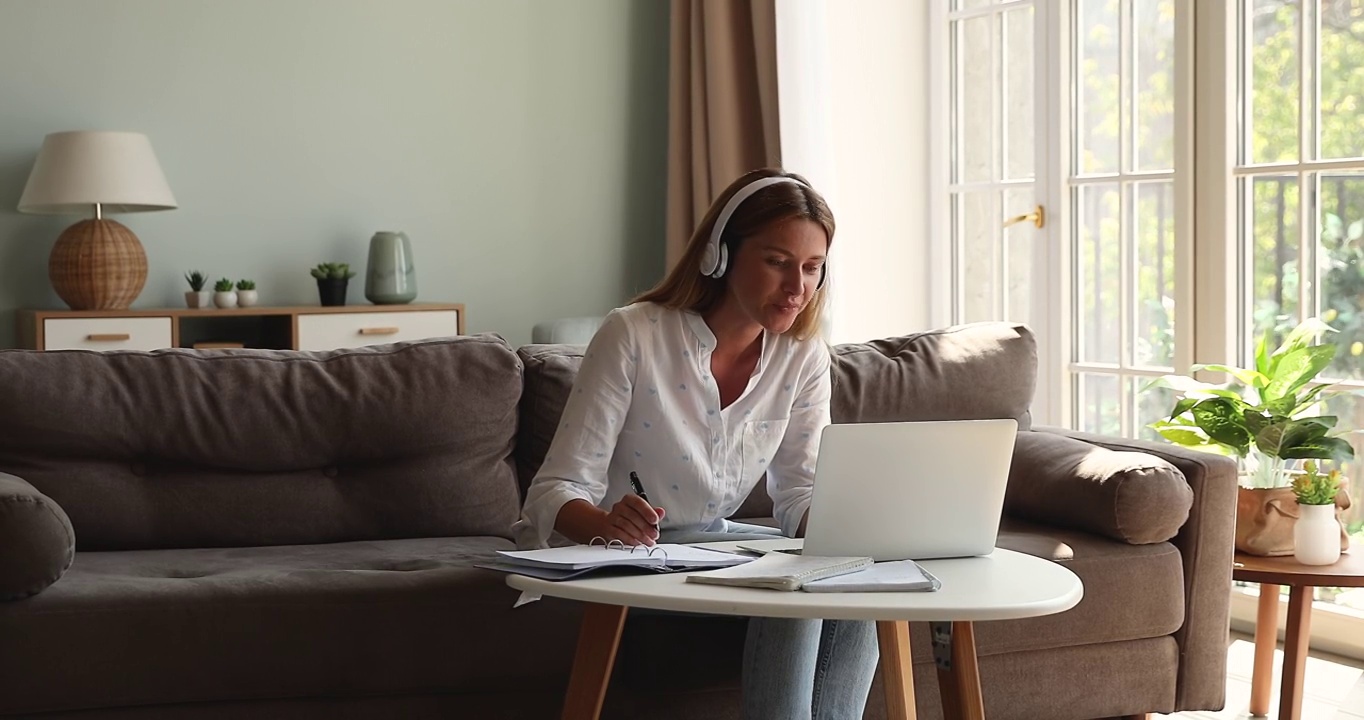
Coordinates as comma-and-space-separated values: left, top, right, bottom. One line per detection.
0, 0, 669, 347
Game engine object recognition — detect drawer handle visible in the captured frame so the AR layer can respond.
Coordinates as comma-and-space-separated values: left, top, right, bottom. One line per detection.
87, 333, 131, 342
358, 327, 400, 336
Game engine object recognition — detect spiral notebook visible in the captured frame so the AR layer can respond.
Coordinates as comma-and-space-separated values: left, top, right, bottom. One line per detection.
684, 552, 874, 591
480, 541, 753, 581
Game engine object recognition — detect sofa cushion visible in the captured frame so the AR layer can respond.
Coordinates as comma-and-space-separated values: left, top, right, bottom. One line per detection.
517, 343, 586, 496
970, 516, 1186, 655
1006, 431, 1194, 545
0, 472, 74, 601
0, 336, 524, 551
830, 322, 1036, 429
0, 538, 582, 716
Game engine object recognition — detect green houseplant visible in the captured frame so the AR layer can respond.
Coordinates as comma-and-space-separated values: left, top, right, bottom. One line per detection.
1149, 318, 1356, 489
212, 277, 237, 309
235, 279, 258, 308
183, 270, 211, 309
311, 263, 355, 307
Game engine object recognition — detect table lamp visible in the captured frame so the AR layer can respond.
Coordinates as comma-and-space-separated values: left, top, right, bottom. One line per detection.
18, 131, 177, 310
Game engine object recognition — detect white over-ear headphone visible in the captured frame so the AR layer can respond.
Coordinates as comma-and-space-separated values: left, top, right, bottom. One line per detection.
698, 175, 826, 290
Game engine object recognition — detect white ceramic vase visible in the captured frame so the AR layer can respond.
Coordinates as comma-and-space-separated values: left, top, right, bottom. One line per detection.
237, 289, 258, 307
1294, 503, 1341, 565
213, 291, 238, 309
185, 291, 212, 309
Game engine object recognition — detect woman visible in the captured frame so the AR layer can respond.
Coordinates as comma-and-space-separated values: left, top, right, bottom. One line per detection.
513, 168, 878, 720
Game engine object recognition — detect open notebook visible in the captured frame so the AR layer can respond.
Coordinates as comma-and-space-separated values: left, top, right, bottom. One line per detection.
479, 542, 753, 581
686, 553, 940, 592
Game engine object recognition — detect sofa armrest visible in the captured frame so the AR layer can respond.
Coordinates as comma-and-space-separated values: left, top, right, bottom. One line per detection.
1035, 426, 1238, 711
0, 472, 75, 601
1007, 430, 1194, 544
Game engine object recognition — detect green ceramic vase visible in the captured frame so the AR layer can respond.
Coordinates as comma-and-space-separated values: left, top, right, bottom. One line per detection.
364, 231, 417, 304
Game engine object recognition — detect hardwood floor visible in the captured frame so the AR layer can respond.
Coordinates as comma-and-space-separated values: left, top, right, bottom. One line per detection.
1159, 632, 1364, 719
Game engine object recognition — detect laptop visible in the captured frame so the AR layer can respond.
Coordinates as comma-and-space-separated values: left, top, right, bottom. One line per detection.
801, 419, 1018, 561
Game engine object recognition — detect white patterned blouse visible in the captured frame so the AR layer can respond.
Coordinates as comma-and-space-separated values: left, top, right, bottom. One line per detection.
512, 301, 832, 549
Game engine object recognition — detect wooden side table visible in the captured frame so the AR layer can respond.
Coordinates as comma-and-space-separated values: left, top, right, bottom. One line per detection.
1232, 551, 1364, 720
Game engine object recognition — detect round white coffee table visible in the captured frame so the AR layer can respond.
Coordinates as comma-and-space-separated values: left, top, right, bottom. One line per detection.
506, 540, 1083, 720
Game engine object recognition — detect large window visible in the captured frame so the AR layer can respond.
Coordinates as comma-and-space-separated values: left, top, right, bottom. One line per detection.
1236, 0, 1364, 611
933, 0, 1364, 657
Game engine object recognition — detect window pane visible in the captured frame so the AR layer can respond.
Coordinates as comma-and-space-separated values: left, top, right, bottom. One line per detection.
1077, 183, 1122, 364
1325, 393, 1364, 528
1319, 0, 1364, 160
1133, 0, 1175, 171
957, 15, 996, 183
1135, 379, 1177, 443
1004, 188, 1035, 325
1076, 0, 1120, 174
1003, 7, 1035, 180
1320, 172, 1364, 382
957, 0, 992, 10
1078, 372, 1122, 436
1134, 182, 1176, 367
1247, 175, 1301, 350
958, 191, 1000, 323
1247, 0, 1299, 164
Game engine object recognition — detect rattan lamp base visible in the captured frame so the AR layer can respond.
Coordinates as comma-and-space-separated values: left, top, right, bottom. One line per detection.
48, 218, 148, 310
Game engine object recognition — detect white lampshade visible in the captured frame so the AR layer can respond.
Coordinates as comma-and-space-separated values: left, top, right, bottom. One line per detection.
18, 131, 177, 215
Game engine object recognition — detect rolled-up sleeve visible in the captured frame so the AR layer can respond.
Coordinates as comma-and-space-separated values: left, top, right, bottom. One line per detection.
766, 344, 831, 538
512, 311, 637, 549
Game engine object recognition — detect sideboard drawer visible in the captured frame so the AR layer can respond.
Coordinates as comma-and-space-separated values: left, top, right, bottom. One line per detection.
296, 310, 461, 351
43, 317, 173, 351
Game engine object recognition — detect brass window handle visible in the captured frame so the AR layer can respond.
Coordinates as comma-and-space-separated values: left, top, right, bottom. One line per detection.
1003, 205, 1045, 229
87, 333, 131, 342
359, 327, 400, 336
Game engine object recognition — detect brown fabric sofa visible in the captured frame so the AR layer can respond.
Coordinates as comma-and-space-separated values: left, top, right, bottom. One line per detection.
0, 322, 1237, 719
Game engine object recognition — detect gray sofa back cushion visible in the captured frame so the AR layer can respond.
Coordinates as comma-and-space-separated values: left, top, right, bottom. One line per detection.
517, 322, 1037, 511
0, 336, 524, 551
830, 322, 1035, 429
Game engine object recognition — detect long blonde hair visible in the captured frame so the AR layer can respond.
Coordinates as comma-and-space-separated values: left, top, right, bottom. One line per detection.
634, 168, 834, 340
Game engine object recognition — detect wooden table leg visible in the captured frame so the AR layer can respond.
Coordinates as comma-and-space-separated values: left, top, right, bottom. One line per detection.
1250, 583, 1281, 717
876, 620, 917, 720
561, 603, 628, 720
1277, 586, 1313, 720
935, 621, 985, 720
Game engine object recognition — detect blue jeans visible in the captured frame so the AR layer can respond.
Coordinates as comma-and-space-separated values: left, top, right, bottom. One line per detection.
659, 521, 880, 720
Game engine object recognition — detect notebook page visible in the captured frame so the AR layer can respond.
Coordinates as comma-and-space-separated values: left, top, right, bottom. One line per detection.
801, 559, 941, 592
656, 545, 754, 568
685, 552, 872, 591
497, 545, 667, 570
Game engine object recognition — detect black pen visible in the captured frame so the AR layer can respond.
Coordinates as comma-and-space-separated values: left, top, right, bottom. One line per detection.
628, 471, 650, 503
629, 471, 659, 536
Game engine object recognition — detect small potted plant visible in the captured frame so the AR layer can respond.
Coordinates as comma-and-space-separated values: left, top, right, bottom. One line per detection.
310, 262, 356, 307
184, 270, 211, 309
235, 279, 258, 308
213, 277, 237, 309
1291, 460, 1346, 565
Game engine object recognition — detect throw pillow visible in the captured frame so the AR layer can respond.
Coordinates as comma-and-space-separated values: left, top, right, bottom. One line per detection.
0, 472, 75, 600
1006, 431, 1193, 545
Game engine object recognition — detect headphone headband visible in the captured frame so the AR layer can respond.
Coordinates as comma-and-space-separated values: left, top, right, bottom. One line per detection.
699, 176, 823, 290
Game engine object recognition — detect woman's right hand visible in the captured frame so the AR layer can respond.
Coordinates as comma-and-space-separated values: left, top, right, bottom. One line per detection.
601, 494, 666, 547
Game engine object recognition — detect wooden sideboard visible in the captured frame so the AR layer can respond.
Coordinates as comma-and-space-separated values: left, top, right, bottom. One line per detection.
16, 303, 465, 351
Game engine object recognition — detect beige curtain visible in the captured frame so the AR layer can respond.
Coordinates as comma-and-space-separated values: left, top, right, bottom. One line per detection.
666, 0, 782, 267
